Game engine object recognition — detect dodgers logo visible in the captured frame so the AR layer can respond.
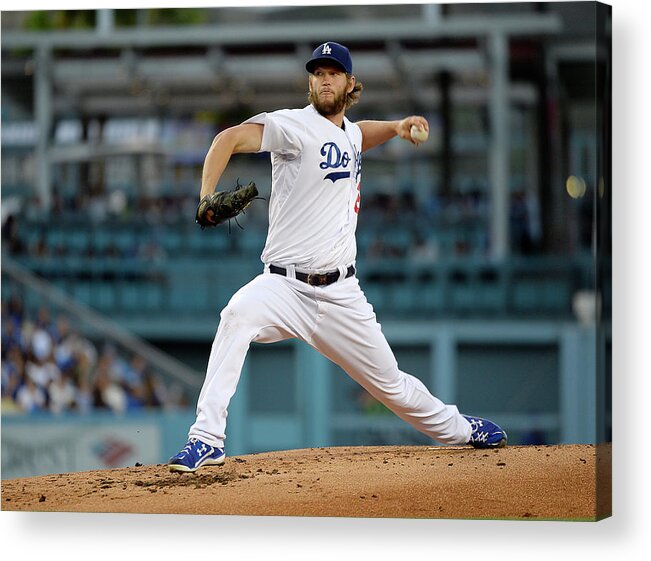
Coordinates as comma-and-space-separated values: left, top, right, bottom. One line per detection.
322, 43, 332, 55
320, 142, 351, 183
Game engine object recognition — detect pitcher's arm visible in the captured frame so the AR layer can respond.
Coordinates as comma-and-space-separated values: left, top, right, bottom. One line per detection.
200, 124, 264, 199
356, 116, 429, 152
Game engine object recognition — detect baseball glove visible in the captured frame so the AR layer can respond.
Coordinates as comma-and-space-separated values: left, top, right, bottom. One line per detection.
195, 180, 259, 229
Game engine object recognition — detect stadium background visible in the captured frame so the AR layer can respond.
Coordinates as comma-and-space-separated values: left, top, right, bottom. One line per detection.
1, 1, 611, 479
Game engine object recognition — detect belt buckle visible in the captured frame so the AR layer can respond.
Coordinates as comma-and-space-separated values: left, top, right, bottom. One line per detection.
307, 273, 328, 286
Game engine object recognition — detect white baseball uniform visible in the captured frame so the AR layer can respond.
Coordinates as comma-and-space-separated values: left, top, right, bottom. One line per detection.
188, 104, 472, 448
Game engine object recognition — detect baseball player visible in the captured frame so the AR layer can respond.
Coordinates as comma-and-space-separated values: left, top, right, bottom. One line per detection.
169, 42, 506, 472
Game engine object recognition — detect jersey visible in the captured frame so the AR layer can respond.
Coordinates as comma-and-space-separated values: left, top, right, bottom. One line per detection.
243, 104, 363, 272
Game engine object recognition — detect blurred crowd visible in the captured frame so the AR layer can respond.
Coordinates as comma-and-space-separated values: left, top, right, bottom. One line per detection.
1, 294, 188, 415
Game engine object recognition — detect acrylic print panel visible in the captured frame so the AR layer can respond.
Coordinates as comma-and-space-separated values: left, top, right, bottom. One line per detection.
0, 1, 610, 521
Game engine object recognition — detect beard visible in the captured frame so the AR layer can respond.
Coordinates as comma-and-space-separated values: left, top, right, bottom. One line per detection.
309, 87, 347, 117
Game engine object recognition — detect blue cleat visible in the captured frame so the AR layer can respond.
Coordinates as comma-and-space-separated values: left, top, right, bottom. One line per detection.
463, 415, 508, 448
168, 437, 225, 473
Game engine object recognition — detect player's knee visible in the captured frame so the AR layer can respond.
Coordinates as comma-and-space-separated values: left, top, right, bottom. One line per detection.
220, 295, 260, 330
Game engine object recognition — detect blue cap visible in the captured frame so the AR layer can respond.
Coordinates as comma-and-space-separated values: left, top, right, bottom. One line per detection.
305, 42, 353, 74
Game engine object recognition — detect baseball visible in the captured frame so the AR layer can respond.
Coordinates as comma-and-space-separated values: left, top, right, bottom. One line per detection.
410, 125, 429, 142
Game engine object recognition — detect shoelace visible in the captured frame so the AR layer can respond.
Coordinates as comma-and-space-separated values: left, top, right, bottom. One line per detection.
467, 418, 492, 443
177, 438, 199, 458
471, 431, 490, 443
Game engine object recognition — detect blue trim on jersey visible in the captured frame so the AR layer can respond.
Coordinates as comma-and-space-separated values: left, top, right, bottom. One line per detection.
324, 171, 351, 183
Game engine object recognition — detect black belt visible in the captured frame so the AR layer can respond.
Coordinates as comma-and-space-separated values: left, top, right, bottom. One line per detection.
269, 264, 355, 287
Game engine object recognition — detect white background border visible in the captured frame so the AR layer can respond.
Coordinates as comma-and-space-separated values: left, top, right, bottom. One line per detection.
1, 0, 649, 558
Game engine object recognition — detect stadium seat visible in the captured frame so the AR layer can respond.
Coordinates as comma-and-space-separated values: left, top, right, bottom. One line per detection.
92, 281, 117, 311
71, 281, 93, 307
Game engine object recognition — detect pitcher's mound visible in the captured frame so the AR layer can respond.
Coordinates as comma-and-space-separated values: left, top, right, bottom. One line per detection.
2, 443, 611, 520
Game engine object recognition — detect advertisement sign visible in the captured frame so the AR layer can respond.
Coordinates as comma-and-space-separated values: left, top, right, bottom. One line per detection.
1, 420, 161, 479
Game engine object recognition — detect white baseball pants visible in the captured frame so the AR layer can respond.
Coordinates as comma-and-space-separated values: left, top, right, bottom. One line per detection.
189, 268, 472, 448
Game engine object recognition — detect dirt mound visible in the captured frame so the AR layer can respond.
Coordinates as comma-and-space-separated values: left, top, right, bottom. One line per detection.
1, 443, 611, 520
